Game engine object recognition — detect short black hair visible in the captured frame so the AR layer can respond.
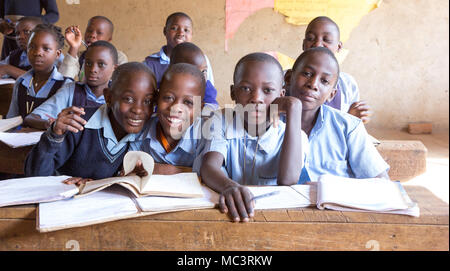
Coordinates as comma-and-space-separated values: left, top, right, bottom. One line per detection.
292, 47, 340, 87
233, 52, 284, 85
165, 12, 192, 27
170, 42, 205, 65
160, 63, 206, 97
308, 16, 340, 39
110, 62, 156, 95
31, 24, 65, 49
88, 15, 114, 36
17, 16, 43, 26
87, 40, 119, 64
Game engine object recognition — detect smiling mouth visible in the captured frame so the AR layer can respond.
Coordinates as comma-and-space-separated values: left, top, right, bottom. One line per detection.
127, 118, 144, 126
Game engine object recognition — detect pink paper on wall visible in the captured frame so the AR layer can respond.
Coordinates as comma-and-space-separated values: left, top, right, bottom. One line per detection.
225, 0, 274, 51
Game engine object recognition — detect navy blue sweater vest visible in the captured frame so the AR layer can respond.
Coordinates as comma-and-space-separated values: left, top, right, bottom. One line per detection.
8, 49, 32, 71
72, 83, 103, 109
24, 107, 129, 179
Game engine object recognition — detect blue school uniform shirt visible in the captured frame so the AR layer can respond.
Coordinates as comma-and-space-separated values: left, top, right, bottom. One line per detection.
193, 109, 308, 186
0, 52, 65, 79
329, 72, 360, 113
31, 81, 105, 120
299, 105, 390, 183
143, 45, 215, 86
5, 66, 72, 118
131, 115, 203, 167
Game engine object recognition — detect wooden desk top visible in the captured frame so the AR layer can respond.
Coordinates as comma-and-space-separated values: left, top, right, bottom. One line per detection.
0, 186, 448, 251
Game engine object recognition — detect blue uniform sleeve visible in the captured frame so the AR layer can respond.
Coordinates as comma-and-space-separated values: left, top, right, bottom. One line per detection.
24, 127, 77, 177
31, 81, 75, 120
347, 122, 390, 178
40, 0, 59, 24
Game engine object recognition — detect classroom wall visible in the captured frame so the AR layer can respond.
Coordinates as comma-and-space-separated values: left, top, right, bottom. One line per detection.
55, 0, 449, 132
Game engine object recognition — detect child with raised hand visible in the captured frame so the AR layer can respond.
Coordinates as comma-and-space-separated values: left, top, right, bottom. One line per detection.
6, 23, 72, 120
131, 63, 205, 174
25, 40, 118, 129
194, 53, 306, 222
59, 15, 128, 82
170, 42, 218, 109
288, 47, 389, 183
24, 62, 156, 181
143, 12, 214, 87
0, 16, 43, 79
286, 16, 372, 123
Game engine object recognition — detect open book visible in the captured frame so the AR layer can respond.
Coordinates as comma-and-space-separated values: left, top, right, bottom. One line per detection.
316, 174, 419, 217
0, 131, 44, 148
37, 185, 219, 232
77, 151, 204, 198
0, 116, 22, 132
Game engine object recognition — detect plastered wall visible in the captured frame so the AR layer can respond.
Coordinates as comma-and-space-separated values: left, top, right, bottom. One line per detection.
54, 0, 449, 131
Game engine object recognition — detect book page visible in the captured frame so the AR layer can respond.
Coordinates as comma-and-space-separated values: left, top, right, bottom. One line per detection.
135, 185, 219, 212
0, 116, 22, 132
291, 183, 317, 204
38, 186, 139, 232
247, 185, 313, 210
317, 175, 419, 215
141, 172, 204, 198
77, 175, 141, 197
0, 175, 78, 207
0, 131, 44, 148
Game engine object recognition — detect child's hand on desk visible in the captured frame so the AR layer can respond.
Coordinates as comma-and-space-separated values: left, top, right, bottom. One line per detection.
53, 106, 86, 135
220, 185, 255, 223
348, 100, 372, 124
63, 177, 93, 186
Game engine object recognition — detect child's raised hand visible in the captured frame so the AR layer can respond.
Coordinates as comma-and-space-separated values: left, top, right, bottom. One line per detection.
269, 96, 303, 127
64, 26, 83, 50
348, 100, 372, 124
53, 106, 87, 135
219, 185, 255, 222
63, 177, 92, 186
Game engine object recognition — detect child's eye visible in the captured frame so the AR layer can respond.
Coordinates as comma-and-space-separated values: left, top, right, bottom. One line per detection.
85, 62, 92, 67
184, 99, 194, 107
240, 86, 251, 92
184, 28, 191, 33
163, 95, 174, 102
123, 97, 134, 103
264, 88, 275, 94
302, 71, 312, 77
144, 98, 153, 106
98, 62, 106, 68
321, 79, 330, 85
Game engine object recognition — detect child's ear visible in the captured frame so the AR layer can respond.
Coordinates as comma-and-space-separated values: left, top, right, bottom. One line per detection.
284, 69, 292, 96
337, 41, 343, 53
163, 26, 167, 36
56, 49, 62, 58
280, 88, 286, 97
230, 84, 236, 101
327, 88, 338, 102
113, 64, 119, 70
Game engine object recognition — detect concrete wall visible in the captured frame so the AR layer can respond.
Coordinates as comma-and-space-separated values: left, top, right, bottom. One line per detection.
55, 0, 448, 131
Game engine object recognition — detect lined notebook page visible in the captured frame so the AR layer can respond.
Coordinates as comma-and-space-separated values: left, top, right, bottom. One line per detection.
135, 185, 219, 212
0, 176, 78, 207
247, 185, 313, 210
0, 131, 43, 148
141, 172, 204, 198
38, 186, 139, 232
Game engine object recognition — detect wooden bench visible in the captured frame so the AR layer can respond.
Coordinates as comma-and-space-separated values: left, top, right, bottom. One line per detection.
376, 140, 428, 181
0, 186, 447, 251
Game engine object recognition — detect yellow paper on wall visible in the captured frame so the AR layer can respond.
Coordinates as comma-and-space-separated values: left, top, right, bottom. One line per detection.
274, 0, 382, 41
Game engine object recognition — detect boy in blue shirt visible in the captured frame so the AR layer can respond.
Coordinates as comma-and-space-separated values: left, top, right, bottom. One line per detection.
25, 40, 118, 129
132, 63, 205, 174
6, 23, 72, 120
288, 47, 389, 183
143, 12, 214, 86
25, 62, 157, 181
195, 53, 307, 222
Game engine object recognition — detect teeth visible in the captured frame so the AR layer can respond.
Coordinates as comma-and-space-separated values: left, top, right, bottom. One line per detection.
167, 117, 182, 123
129, 119, 142, 124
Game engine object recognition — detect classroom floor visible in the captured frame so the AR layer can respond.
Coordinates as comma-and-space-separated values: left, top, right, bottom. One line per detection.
367, 127, 449, 204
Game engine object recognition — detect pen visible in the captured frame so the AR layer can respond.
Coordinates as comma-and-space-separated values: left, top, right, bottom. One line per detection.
251, 190, 280, 202
71, 29, 88, 48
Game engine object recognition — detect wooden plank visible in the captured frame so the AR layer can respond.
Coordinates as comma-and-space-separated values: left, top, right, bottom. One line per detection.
0, 219, 447, 251
0, 84, 14, 118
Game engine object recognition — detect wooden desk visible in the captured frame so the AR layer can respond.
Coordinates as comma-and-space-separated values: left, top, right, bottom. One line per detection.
0, 128, 38, 174
0, 186, 447, 251
0, 83, 14, 119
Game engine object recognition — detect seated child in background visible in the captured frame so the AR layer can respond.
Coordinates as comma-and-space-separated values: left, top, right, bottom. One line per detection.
143, 12, 214, 86
6, 23, 73, 120
170, 42, 218, 109
194, 53, 307, 222
286, 16, 372, 123
0, 16, 64, 79
24, 62, 156, 181
288, 47, 389, 183
25, 40, 118, 129
59, 15, 128, 82
131, 63, 206, 174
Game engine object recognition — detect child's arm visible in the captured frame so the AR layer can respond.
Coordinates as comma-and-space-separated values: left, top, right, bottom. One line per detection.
0, 64, 27, 79
24, 113, 54, 130
200, 152, 254, 222
24, 106, 87, 177
64, 26, 83, 58
348, 100, 372, 124
153, 163, 188, 175
58, 26, 83, 79
271, 96, 303, 185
